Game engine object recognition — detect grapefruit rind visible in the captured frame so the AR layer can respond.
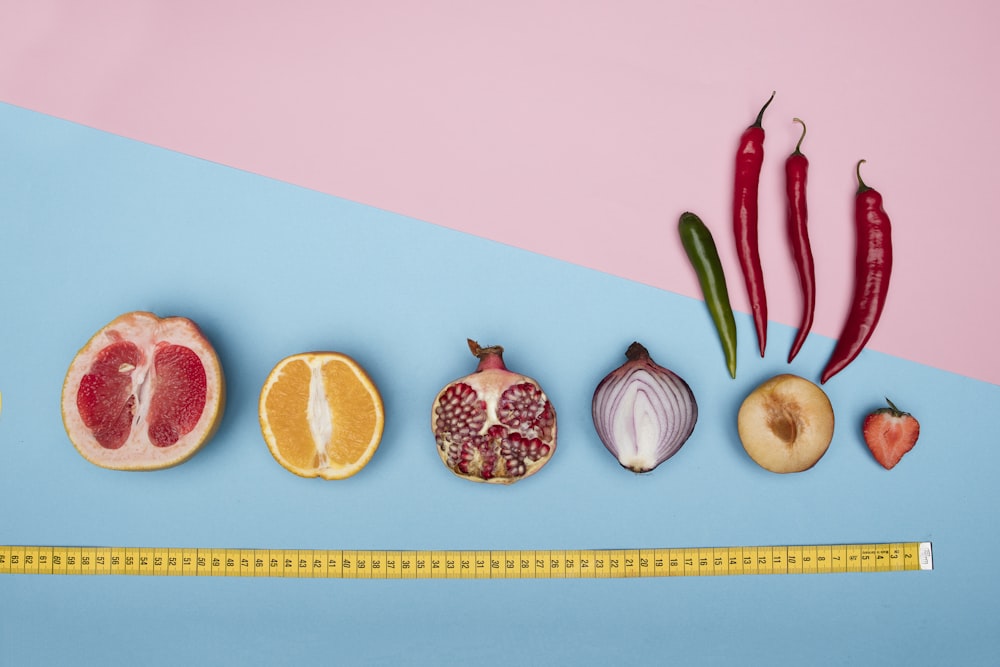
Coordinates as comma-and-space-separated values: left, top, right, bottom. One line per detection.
258, 352, 385, 480
61, 311, 226, 471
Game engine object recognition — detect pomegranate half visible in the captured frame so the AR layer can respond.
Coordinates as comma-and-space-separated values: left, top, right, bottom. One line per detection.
431, 340, 557, 484
61, 311, 226, 471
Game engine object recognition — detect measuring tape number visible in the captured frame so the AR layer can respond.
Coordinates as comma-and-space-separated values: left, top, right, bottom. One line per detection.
0, 542, 932, 579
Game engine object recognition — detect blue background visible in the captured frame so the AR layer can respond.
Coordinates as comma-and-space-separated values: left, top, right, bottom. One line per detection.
2, 102, 998, 665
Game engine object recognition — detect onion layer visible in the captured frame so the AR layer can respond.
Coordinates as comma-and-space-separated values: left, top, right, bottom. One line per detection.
592, 342, 698, 473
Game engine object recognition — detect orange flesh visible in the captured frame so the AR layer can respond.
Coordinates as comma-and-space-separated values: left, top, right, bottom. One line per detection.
262, 356, 382, 473
263, 359, 318, 469
321, 360, 379, 466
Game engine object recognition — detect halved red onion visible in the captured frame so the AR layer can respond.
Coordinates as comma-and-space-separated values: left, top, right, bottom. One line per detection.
592, 342, 698, 473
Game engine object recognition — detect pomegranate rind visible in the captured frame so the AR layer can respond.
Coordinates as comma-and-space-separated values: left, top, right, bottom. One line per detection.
61, 311, 226, 471
258, 352, 385, 480
432, 366, 558, 485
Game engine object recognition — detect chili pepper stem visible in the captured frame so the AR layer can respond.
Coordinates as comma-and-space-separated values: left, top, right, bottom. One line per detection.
792, 118, 806, 155
752, 91, 776, 128
856, 159, 871, 194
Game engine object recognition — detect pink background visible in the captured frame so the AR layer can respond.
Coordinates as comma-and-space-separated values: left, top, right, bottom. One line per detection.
2, 1, 997, 384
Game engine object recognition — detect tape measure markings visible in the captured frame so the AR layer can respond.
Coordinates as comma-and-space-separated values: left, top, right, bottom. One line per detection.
0, 543, 932, 578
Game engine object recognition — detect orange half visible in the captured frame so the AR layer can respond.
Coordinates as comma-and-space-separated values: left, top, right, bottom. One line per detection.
259, 352, 384, 480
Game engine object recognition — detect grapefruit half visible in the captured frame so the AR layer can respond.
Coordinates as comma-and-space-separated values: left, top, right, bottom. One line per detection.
61, 311, 226, 471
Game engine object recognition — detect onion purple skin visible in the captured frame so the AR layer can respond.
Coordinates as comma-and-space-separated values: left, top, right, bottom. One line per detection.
591, 342, 698, 473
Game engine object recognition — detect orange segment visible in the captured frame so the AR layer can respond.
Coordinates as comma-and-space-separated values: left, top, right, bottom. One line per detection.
259, 352, 384, 480
262, 358, 317, 469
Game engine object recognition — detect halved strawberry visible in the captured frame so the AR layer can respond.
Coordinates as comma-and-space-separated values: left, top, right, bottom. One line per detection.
862, 398, 920, 470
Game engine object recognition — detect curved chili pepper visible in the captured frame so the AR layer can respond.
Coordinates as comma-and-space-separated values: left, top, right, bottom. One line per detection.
820, 160, 893, 383
679, 211, 738, 378
733, 92, 774, 357
785, 118, 815, 362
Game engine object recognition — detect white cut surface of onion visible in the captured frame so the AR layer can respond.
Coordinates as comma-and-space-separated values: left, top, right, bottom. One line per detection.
592, 344, 697, 473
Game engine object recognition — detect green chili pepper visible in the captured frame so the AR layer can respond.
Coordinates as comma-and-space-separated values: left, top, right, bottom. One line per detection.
678, 211, 738, 378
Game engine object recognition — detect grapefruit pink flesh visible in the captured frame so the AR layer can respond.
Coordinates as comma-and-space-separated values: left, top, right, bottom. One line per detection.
77, 341, 209, 449
147, 343, 207, 447
77, 341, 143, 449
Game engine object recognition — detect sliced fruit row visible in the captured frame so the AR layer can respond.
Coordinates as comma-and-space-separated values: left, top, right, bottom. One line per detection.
59, 311, 919, 478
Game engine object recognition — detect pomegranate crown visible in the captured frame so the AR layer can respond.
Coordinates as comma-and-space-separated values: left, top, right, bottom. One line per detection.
467, 339, 507, 372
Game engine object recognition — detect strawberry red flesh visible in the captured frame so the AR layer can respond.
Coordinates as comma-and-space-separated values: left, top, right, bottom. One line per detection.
862, 398, 920, 470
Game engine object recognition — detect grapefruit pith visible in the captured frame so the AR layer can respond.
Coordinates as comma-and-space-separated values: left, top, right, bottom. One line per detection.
61, 311, 226, 471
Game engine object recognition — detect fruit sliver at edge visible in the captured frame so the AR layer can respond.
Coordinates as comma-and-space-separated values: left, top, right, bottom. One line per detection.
77, 340, 144, 449
147, 343, 208, 448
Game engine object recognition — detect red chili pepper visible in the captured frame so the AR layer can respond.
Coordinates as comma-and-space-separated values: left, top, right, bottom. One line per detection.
820, 160, 893, 383
733, 92, 774, 357
785, 118, 815, 362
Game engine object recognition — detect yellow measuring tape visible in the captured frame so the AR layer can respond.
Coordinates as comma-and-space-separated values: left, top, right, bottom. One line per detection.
1, 542, 931, 578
